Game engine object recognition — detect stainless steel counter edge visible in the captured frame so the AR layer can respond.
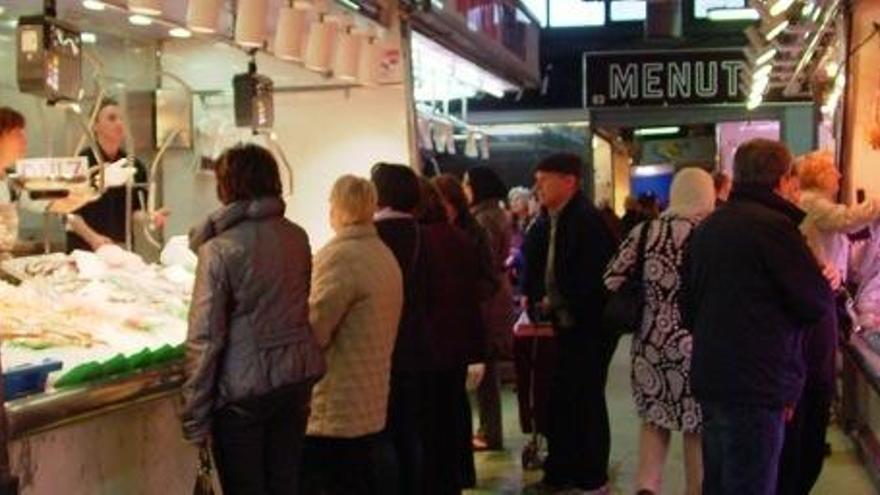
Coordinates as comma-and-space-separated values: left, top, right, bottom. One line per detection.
5, 362, 185, 439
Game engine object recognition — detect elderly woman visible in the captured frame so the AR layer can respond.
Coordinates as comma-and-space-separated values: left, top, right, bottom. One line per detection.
416, 177, 486, 495
301, 175, 403, 495
182, 144, 326, 495
776, 151, 880, 495
604, 167, 716, 495
462, 166, 515, 451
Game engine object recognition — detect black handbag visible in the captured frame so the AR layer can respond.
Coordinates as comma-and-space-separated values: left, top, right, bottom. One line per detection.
603, 221, 651, 336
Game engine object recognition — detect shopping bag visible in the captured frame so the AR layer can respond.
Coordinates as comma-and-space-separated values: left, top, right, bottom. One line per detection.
193, 444, 216, 495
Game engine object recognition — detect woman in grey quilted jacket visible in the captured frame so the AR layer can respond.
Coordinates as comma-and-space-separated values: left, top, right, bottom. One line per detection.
181, 144, 326, 495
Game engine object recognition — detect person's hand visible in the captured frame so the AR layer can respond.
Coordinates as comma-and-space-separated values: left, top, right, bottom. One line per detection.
822, 264, 842, 291
151, 207, 171, 230
466, 363, 486, 391
784, 404, 796, 423
91, 235, 115, 250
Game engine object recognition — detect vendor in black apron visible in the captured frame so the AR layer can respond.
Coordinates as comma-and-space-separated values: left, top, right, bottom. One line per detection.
66, 98, 167, 252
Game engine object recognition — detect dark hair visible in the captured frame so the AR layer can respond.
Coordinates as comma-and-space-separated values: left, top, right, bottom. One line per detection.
733, 138, 793, 189
534, 152, 583, 179
95, 97, 120, 116
465, 166, 507, 205
371, 162, 420, 212
415, 176, 447, 224
432, 174, 470, 223
0, 107, 25, 135
215, 144, 282, 204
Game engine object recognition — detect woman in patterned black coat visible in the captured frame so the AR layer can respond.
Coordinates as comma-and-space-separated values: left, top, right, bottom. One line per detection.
604, 168, 716, 495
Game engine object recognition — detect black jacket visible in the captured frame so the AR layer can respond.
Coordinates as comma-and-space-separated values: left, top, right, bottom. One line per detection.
375, 216, 430, 373
683, 187, 833, 408
522, 191, 617, 336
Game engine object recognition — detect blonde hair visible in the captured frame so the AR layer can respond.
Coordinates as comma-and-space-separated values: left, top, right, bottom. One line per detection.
666, 167, 715, 219
330, 175, 378, 227
796, 150, 838, 192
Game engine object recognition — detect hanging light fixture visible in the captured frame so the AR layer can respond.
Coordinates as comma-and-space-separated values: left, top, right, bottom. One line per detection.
358, 34, 381, 85
274, 1, 312, 61
235, 0, 269, 48
187, 0, 222, 34
129, 0, 161, 16
334, 25, 362, 81
304, 14, 339, 72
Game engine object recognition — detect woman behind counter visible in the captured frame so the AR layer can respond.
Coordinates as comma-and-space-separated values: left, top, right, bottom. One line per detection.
0, 107, 27, 252
181, 144, 325, 495
66, 98, 167, 251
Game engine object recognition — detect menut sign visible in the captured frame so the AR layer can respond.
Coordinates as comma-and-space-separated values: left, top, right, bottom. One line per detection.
584, 49, 747, 108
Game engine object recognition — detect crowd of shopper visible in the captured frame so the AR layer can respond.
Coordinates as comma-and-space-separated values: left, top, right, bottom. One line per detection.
180, 136, 879, 495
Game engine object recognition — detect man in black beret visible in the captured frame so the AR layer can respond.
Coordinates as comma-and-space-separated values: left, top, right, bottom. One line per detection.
522, 153, 618, 494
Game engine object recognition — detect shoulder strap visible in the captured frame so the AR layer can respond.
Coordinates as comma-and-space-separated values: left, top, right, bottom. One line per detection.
634, 220, 651, 280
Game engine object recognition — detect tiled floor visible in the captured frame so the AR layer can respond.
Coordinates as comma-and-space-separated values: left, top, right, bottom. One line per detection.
467, 336, 877, 494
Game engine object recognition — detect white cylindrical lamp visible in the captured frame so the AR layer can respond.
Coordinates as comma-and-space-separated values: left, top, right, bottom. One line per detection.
274, 1, 312, 61
187, 0, 223, 34
235, 0, 269, 48
357, 35, 380, 86
333, 27, 362, 81
304, 15, 339, 72
129, 0, 161, 15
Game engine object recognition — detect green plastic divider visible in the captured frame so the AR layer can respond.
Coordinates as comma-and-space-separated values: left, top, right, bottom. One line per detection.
54, 343, 186, 389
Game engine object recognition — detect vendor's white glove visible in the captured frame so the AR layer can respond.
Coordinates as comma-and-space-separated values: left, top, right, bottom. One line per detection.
466, 363, 486, 391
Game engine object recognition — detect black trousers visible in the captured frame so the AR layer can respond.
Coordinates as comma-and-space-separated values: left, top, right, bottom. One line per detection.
777, 387, 833, 495
543, 331, 616, 490
211, 382, 313, 495
421, 367, 475, 495
475, 360, 503, 449
386, 370, 425, 495
300, 432, 398, 495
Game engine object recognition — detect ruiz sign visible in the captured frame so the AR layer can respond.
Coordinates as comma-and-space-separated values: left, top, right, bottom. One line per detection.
584, 49, 747, 108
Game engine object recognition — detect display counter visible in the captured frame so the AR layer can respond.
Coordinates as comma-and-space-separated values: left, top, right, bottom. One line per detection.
842, 330, 880, 490
0, 250, 198, 494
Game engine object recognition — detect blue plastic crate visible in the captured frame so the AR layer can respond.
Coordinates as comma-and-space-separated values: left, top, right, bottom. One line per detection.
3, 359, 63, 400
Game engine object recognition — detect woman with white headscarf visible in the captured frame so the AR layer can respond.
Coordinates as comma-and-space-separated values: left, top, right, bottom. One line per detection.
604, 167, 716, 495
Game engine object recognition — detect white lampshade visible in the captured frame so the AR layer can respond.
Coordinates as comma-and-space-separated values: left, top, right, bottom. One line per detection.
357, 36, 380, 86
274, 2, 311, 61
235, 0, 269, 48
129, 0, 161, 15
465, 132, 478, 158
187, 0, 222, 33
304, 17, 339, 72
333, 28, 362, 81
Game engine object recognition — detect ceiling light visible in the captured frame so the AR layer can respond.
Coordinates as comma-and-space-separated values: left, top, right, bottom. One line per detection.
187, 0, 222, 34
235, 0, 268, 47
634, 126, 680, 137
274, 2, 311, 61
129, 15, 152, 26
81, 32, 97, 44
745, 45, 778, 67
0, 7, 4, 16
826, 61, 840, 77
82, 1, 106, 11
811, 6, 822, 22
747, 94, 762, 110
333, 27, 362, 81
802, 1, 815, 17
708, 8, 759, 21
305, 16, 340, 72
129, 0, 162, 16
753, 63, 773, 81
769, 0, 796, 17
169, 27, 192, 39
761, 17, 790, 41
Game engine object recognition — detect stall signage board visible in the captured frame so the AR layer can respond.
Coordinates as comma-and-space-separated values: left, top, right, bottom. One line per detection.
584, 49, 747, 108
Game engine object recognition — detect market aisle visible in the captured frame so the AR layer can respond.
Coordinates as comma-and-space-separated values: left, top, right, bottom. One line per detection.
467, 336, 876, 494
